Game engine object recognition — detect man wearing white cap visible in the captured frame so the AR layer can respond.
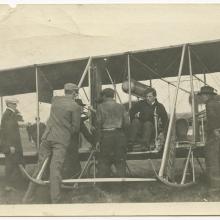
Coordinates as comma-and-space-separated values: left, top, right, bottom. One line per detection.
0, 98, 24, 191
23, 83, 81, 203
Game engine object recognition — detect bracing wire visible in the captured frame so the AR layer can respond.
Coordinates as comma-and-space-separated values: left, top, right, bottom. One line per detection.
130, 54, 191, 94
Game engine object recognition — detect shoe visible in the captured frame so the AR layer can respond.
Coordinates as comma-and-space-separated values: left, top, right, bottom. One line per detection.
151, 145, 162, 152
140, 145, 150, 152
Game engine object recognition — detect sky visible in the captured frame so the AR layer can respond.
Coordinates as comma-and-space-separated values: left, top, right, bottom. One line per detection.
1, 4, 220, 122
2, 73, 218, 123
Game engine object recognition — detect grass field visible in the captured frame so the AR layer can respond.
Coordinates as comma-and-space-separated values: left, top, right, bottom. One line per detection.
0, 127, 220, 204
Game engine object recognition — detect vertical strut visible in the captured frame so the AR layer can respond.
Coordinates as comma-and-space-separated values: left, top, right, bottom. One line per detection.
159, 45, 186, 177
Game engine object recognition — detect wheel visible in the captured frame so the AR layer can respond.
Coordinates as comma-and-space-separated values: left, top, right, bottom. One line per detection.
152, 143, 197, 188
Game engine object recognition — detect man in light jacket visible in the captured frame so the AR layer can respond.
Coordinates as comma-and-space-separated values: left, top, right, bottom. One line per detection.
23, 83, 81, 204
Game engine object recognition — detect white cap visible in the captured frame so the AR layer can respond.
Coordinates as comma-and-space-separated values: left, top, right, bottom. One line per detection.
5, 98, 19, 105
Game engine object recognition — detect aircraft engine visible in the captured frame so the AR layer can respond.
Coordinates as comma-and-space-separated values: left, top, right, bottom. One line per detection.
122, 79, 150, 98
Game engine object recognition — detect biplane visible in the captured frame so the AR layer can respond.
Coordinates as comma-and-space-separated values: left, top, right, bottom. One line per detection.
1, 38, 220, 190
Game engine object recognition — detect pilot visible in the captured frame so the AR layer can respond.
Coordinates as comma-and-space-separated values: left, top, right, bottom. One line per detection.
198, 85, 220, 190
96, 88, 130, 178
128, 87, 168, 151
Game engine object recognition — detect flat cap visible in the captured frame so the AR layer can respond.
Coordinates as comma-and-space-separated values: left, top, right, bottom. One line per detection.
64, 83, 79, 91
101, 88, 115, 97
5, 98, 19, 105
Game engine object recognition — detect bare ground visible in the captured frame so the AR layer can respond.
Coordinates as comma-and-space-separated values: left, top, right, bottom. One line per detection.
0, 127, 219, 204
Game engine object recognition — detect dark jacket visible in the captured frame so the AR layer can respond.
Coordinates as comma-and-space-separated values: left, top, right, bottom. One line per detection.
206, 96, 220, 137
42, 96, 81, 147
130, 99, 168, 132
0, 108, 23, 155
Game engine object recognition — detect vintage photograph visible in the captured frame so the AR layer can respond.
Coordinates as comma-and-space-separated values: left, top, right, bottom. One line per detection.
0, 3, 220, 215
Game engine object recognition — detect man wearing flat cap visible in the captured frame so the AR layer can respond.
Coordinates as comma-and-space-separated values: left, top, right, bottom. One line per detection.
128, 87, 168, 151
198, 85, 220, 190
0, 98, 24, 191
23, 83, 81, 203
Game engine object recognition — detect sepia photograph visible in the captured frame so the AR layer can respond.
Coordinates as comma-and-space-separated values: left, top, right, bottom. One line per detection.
1, 2, 220, 216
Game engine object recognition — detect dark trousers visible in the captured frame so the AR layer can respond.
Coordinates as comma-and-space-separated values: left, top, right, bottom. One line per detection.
23, 140, 67, 204
129, 118, 154, 146
62, 135, 81, 179
5, 153, 23, 188
98, 130, 127, 178
205, 134, 220, 188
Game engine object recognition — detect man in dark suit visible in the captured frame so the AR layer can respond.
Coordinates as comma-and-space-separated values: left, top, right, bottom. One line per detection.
0, 98, 24, 191
128, 87, 168, 151
23, 83, 81, 203
198, 85, 220, 190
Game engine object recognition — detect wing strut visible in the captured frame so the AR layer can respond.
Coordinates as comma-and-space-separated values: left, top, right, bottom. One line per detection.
159, 44, 186, 177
